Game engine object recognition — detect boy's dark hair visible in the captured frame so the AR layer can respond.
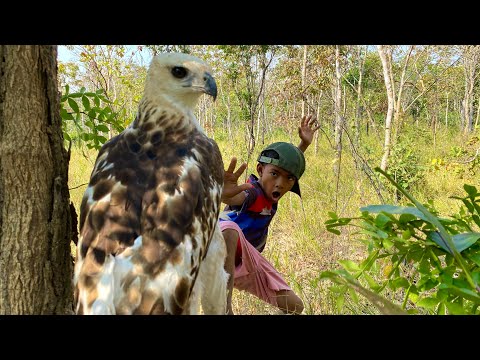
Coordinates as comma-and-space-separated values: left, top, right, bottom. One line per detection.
259, 150, 279, 162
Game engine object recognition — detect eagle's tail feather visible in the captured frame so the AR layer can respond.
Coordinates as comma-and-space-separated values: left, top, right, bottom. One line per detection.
195, 226, 228, 314
75, 252, 116, 315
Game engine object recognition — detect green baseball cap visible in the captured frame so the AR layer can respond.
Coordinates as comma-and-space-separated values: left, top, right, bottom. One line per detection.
257, 142, 305, 197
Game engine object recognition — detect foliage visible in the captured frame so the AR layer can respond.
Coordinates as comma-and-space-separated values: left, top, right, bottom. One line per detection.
60, 46, 147, 132
322, 169, 480, 315
60, 85, 124, 150
384, 137, 425, 197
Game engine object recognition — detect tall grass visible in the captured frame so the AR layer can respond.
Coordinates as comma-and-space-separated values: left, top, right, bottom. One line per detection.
67, 123, 479, 314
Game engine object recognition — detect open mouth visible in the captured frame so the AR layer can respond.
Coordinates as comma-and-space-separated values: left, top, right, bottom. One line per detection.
271, 191, 281, 201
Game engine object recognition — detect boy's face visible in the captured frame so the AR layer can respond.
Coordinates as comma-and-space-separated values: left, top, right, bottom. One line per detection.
256, 163, 296, 203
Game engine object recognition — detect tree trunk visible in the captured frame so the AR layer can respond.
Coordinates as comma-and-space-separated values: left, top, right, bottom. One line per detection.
462, 45, 480, 133
476, 95, 480, 129
378, 45, 395, 171
0, 45, 74, 314
301, 45, 307, 117
314, 91, 322, 155
445, 92, 449, 128
393, 45, 413, 139
355, 46, 366, 145
333, 46, 343, 177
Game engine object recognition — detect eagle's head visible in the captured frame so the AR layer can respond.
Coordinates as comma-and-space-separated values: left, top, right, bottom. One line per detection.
143, 52, 217, 111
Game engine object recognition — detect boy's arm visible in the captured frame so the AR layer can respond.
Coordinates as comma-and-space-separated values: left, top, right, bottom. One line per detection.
298, 114, 320, 153
222, 157, 252, 206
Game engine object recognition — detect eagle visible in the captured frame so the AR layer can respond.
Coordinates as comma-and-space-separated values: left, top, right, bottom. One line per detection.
73, 52, 228, 315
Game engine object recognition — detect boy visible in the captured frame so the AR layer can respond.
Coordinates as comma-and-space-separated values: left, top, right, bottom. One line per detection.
221, 115, 319, 314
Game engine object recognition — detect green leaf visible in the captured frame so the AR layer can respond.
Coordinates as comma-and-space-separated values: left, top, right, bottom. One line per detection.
96, 124, 109, 133
466, 253, 480, 267
87, 109, 96, 120
417, 296, 440, 310
336, 293, 345, 313
65, 84, 70, 94
429, 231, 480, 254
63, 132, 71, 142
348, 287, 359, 304
471, 214, 480, 228
375, 213, 391, 228
445, 302, 467, 315
95, 89, 104, 95
60, 108, 74, 120
326, 227, 341, 235
82, 95, 90, 111
472, 271, 480, 285
363, 272, 380, 290
67, 98, 79, 113
464, 184, 478, 198
452, 232, 480, 252
382, 238, 394, 250
441, 283, 480, 303
318, 271, 337, 281
338, 260, 360, 272
327, 211, 338, 220
80, 86, 86, 93
390, 277, 410, 290
360, 205, 428, 221
94, 95, 100, 107
436, 302, 446, 315
399, 213, 417, 223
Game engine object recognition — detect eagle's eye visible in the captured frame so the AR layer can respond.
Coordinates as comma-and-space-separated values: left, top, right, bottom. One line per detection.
171, 66, 188, 79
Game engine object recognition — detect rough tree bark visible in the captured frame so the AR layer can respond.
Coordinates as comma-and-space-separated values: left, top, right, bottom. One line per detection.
0, 45, 74, 314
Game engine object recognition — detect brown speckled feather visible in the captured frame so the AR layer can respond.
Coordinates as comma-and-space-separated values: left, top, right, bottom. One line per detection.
74, 53, 227, 315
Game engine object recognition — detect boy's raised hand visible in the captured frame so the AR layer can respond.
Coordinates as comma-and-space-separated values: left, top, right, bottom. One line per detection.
298, 114, 320, 152
222, 157, 253, 203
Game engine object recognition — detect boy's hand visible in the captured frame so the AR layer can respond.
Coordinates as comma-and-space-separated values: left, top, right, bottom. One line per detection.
222, 157, 252, 203
298, 115, 320, 152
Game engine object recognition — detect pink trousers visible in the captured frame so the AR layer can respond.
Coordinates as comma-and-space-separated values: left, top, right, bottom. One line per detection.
220, 220, 291, 307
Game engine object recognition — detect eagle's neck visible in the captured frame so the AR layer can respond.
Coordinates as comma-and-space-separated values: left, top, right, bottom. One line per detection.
130, 96, 204, 136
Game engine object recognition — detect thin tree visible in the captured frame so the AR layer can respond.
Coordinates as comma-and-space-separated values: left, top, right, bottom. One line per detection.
377, 45, 395, 171
461, 45, 480, 133
333, 45, 344, 177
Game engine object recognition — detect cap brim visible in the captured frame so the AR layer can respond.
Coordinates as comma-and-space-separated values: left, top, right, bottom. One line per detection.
291, 180, 301, 197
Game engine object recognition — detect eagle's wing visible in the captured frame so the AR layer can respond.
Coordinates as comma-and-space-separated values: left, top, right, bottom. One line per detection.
74, 112, 225, 314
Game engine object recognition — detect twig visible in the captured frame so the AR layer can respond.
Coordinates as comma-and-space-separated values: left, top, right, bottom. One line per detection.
69, 183, 88, 190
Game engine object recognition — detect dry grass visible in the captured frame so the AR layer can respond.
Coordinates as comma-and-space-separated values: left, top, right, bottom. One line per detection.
67, 125, 480, 315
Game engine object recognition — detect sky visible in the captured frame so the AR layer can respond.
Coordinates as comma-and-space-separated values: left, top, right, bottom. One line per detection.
58, 45, 75, 62
57, 45, 153, 66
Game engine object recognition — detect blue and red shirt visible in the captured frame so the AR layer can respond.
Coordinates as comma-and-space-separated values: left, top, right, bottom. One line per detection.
220, 174, 277, 253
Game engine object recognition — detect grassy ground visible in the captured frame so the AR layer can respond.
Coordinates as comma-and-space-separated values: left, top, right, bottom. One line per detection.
68, 124, 480, 314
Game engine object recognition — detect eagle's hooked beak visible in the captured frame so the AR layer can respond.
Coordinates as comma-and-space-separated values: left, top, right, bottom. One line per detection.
203, 72, 217, 101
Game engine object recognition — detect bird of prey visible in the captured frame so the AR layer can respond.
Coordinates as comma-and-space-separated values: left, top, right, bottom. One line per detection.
74, 52, 228, 315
